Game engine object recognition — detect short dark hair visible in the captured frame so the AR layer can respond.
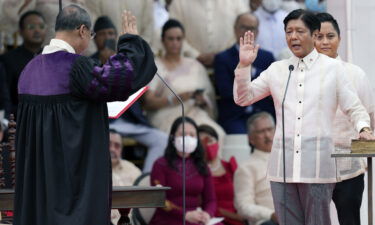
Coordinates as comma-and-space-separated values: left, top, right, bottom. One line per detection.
161, 19, 185, 39
55, 4, 91, 32
19, 10, 45, 30
197, 124, 219, 140
283, 9, 321, 35
94, 16, 117, 33
316, 12, 340, 37
109, 128, 122, 137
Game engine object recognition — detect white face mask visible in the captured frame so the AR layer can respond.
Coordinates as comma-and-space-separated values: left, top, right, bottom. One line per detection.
262, 0, 282, 13
174, 136, 198, 154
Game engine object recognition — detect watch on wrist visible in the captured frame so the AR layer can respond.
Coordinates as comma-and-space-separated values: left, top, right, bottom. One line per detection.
360, 127, 373, 134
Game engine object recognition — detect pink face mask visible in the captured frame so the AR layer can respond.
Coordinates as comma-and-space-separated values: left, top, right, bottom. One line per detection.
205, 142, 219, 161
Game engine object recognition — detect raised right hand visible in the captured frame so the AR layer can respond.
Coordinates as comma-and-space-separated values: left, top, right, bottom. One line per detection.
239, 31, 259, 68
121, 10, 138, 36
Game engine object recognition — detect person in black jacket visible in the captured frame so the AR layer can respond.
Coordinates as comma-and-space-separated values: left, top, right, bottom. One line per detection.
14, 6, 156, 225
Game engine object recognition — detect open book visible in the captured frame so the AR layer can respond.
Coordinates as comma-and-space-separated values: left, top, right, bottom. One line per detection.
107, 86, 149, 119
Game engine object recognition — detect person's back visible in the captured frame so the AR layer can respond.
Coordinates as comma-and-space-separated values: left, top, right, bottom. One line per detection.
14, 5, 156, 225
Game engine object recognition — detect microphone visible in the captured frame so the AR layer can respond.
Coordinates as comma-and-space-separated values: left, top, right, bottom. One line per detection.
155, 72, 187, 225
281, 64, 294, 225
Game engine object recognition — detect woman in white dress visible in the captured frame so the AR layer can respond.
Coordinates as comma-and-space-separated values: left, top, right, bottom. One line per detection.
143, 19, 226, 146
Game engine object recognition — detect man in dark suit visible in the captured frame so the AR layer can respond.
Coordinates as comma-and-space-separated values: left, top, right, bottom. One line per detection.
0, 10, 46, 118
214, 12, 275, 134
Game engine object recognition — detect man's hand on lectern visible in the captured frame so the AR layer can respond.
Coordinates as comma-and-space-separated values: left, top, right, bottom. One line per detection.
359, 127, 375, 140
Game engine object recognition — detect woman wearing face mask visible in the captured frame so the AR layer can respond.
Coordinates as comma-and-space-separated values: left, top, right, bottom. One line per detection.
315, 13, 375, 225
198, 125, 245, 225
149, 117, 223, 225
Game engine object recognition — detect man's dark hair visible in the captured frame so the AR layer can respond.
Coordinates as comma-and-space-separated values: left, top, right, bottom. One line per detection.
55, 4, 91, 32
19, 10, 45, 30
283, 9, 321, 35
109, 128, 122, 137
161, 19, 185, 39
316, 12, 340, 37
94, 16, 117, 33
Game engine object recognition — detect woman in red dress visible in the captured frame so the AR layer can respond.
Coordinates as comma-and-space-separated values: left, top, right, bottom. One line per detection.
198, 124, 245, 225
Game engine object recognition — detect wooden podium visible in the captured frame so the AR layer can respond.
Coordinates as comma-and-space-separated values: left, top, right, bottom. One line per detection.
0, 186, 169, 223
332, 140, 375, 225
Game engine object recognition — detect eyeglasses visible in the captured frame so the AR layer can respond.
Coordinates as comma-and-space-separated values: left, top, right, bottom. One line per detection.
89, 30, 96, 39
237, 25, 258, 32
25, 24, 46, 30
77, 24, 96, 39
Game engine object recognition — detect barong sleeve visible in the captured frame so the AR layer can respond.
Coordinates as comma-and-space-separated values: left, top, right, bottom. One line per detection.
233, 65, 271, 107
70, 34, 157, 102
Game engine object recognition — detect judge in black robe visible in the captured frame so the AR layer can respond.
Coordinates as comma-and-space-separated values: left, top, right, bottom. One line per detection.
13, 6, 156, 225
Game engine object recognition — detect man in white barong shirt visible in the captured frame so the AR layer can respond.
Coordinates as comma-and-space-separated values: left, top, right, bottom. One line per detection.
234, 112, 278, 225
233, 9, 375, 225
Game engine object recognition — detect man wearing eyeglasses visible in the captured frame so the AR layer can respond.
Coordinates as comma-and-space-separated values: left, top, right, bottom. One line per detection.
0, 10, 46, 118
13, 4, 157, 225
214, 12, 275, 134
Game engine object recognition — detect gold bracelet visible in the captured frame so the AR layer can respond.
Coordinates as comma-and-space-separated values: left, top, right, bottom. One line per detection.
360, 127, 373, 134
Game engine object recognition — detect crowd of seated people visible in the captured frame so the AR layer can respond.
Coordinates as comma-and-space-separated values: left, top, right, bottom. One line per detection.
0, 1, 325, 225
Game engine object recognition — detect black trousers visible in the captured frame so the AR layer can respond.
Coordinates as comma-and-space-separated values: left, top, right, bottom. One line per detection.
332, 174, 365, 225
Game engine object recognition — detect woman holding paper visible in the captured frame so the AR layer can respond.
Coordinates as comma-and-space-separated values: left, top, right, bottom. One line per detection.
149, 117, 224, 225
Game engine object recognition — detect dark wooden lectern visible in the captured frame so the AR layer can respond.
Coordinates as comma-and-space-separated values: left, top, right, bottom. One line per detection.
0, 186, 169, 224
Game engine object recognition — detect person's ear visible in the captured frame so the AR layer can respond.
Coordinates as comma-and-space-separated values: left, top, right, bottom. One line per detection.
312, 30, 319, 40
78, 25, 86, 38
248, 134, 254, 146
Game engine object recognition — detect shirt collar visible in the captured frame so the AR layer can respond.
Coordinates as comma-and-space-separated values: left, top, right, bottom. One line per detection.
42, 39, 76, 54
336, 55, 342, 61
253, 148, 271, 160
113, 159, 125, 171
289, 48, 319, 70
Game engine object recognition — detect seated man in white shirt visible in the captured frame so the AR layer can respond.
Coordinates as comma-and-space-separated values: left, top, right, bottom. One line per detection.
110, 129, 142, 186
110, 129, 142, 225
234, 9, 375, 225
234, 112, 278, 225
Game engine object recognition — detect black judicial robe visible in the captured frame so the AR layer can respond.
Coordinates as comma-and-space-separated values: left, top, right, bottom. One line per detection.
13, 34, 156, 225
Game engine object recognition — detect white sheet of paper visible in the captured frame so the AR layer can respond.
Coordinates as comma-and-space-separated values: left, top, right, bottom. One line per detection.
207, 217, 224, 225
107, 86, 149, 119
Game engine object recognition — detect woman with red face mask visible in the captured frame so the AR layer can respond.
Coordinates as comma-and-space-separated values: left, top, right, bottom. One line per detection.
198, 125, 245, 225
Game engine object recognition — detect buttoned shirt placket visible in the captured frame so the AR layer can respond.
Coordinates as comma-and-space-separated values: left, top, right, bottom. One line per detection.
292, 59, 306, 181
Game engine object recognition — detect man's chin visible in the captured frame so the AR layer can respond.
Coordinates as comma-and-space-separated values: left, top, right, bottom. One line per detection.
111, 159, 120, 166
